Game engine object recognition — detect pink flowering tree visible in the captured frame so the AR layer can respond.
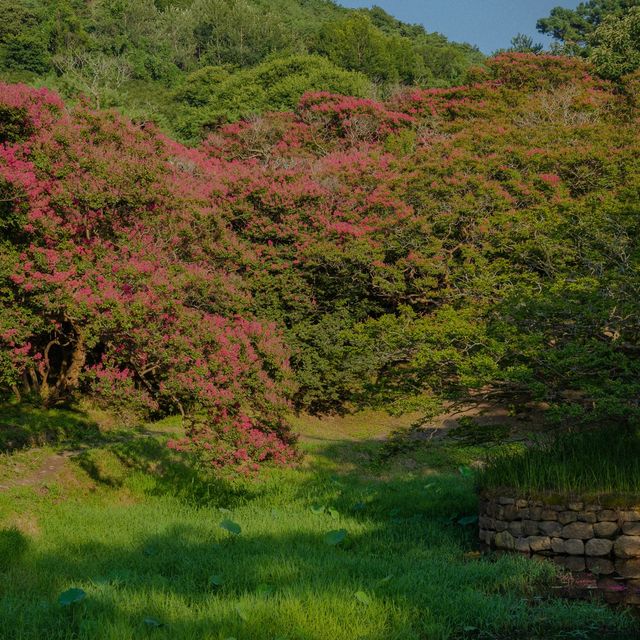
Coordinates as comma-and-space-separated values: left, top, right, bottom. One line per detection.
0, 84, 296, 472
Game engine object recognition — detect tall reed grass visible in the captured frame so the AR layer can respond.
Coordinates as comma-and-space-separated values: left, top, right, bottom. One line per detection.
478, 426, 640, 501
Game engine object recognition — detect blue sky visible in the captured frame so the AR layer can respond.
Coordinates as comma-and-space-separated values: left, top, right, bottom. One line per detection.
338, 1, 581, 54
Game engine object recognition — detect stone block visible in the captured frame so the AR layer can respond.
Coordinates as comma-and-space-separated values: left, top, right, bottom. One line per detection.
527, 536, 551, 552
522, 520, 539, 536
593, 521, 619, 538
558, 511, 577, 525
561, 522, 593, 540
494, 530, 515, 550
515, 499, 528, 508
620, 510, 640, 522
516, 508, 530, 520
585, 504, 602, 512
509, 521, 524, 536
539, 521, 562, 536
498, 497, 515, 505
503, 505, 519, 521
551, 538, 566, 553
614, 535, 640, 558
568, 501, 584, 511
515, 537, 530, 553
585, 538, 613, 557
622, 522, 640, 536
616, 559, 640, 579
597, 509, 618, 522
558, 556, 586, 572
528, 506, 542, 520
565, 538, 585, 555
494, 520, 508, 532
577, 511, 597, 523
540, 509, 558, 521
587, 557, 615, 575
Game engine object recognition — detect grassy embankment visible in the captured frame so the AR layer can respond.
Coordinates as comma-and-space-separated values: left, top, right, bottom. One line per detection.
0, 405, 636, 640
478, 426, 640, 505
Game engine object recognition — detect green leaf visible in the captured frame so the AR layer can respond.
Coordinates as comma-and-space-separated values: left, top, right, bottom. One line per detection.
354, 590, 372, 605
458, 515, 479, 526
256, 583, 274, 597
209, 575, 224, 588
143, 617, 164, 628
377, 574, 394, 585
324, 529, 347, 546
58, 588, 86, 607
220, 519, 241, 535
458, 465, 474, 478
328, 508, 339, 519
310, 505, 325, 515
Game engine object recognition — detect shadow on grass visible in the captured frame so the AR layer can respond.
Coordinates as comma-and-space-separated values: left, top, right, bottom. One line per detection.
0, 526, 29, 571
77, 436, 260, 509
0, 402, 101, 452
6, 433, 634, 638
3, 517, 635, 640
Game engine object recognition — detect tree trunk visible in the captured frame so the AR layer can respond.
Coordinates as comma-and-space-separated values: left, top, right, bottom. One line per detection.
42, 329, 87, 408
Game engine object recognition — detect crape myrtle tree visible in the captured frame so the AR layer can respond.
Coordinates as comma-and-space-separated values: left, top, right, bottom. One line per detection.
2, 54, 639, 475
202, 54, 640, 428
0, 84, 296, 472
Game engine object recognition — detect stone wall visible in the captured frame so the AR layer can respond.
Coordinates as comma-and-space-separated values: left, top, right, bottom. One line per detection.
479, 496, 640, 577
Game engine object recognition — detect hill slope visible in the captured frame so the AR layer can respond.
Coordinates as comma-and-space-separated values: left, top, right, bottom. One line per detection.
0, 0, 483, 140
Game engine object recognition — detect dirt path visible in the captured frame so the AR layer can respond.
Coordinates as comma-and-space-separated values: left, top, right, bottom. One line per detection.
0, 451, 77, 492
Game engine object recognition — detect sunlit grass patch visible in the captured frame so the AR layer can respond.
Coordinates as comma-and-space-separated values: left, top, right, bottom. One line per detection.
0, 412, 636, 639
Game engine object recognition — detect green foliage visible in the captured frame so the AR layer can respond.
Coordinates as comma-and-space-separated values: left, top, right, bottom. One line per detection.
173, 54, 371, 140
537, 0, 640, 55
315, 13, 421, 85
193, 54, 640, 429
591, 7, 640, 78
0, 0, 482, 138
508, 33, 544, 54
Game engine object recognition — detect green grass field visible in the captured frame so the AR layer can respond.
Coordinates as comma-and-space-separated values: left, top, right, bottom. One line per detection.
0, 409, 636, 640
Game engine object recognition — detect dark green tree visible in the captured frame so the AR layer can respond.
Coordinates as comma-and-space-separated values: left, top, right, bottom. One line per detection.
537, 0, 640, 54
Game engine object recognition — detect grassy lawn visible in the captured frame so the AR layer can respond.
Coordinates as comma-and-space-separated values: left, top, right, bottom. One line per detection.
0, 409, 636, 639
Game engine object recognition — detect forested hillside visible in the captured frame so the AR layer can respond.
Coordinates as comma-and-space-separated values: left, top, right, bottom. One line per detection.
0, 0, 483, 140
2, 53, 639, 469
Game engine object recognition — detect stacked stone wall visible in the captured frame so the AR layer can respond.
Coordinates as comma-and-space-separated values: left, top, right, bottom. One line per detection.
479, 497, 640, 577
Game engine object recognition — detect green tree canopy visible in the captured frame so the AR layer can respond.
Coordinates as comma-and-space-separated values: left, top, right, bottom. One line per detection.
590, 6, 640, 78
537, 0, 640, 54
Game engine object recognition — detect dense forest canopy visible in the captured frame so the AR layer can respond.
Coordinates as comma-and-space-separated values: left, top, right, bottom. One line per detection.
0, 0, 483, 141
2, 50, 639, 469
1, 0, 640, 470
